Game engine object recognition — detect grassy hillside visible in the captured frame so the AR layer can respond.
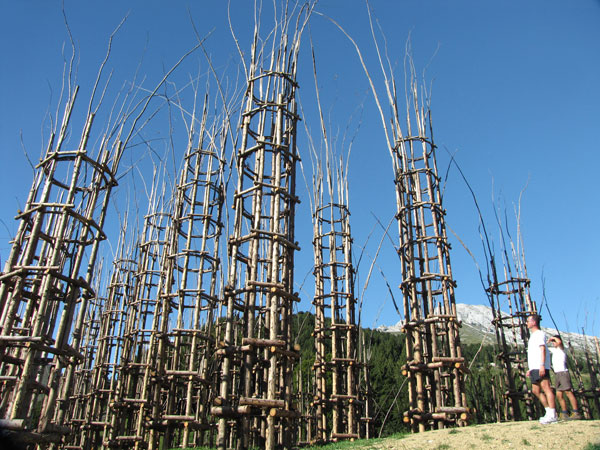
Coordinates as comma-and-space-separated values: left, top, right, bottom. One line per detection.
301, 420, 600, 449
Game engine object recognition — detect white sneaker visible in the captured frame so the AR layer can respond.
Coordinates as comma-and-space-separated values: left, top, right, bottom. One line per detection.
539, 414, 558, 425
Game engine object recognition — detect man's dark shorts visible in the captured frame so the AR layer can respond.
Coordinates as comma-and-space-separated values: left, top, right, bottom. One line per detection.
555, 371, 573, 391
529, 369, 550, 384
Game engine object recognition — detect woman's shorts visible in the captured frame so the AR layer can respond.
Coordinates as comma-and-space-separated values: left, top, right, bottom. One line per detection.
555, 371, 573, 391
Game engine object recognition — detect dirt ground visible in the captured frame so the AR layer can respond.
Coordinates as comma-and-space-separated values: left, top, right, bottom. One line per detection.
369, 419, 600, 449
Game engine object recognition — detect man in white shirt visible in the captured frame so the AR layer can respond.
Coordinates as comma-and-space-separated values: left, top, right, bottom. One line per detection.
526, 314, 557, 424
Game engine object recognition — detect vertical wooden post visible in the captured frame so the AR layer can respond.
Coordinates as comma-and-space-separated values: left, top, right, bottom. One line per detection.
485, 212, 539, 422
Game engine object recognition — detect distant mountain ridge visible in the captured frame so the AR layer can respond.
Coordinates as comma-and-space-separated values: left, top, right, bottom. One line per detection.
377, 303, 597, 351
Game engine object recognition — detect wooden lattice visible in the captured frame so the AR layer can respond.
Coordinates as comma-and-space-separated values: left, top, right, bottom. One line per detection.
487, 275, 537, 421
391, 79, 469, 432
212, 8, 312, 449
105, 182, 170, 449
106, 105, 226, 449
311, 156, 367, 442
0, 87, 123, 444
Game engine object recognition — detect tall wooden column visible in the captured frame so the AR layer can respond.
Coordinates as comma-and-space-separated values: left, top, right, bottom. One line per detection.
389, 78, 469, 431
312, 158, 363, 442
213, 10, 310, 448
0, 87, 123, 445
488, 275, 536, 421
106, 180, 170, 449
159, 112, 226, 448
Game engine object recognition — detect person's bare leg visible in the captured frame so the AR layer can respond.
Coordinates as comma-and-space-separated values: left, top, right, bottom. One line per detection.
556, 391, 567, 412
532, 383, 548, 408
566, 390, 579, 410
540, 379, 556, 409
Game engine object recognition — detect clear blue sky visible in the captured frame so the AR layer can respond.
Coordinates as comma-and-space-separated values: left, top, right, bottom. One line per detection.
1, 1, 599, 337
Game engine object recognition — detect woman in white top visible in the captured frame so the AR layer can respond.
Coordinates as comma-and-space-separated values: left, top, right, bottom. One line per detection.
548, 335, 582, 420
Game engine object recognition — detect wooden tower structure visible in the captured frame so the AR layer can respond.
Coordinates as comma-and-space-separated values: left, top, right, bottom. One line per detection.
106, 100, 226, 449
311, 156, 364, 442
213, 7, 312, 450
105, 178, 170, 449
0, 87, 125, 445
387, 73, 469, 431
487, 271, 537, 421
157, 106, 226, 448
87, 237, 137, 449
483, 203, 538, 421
